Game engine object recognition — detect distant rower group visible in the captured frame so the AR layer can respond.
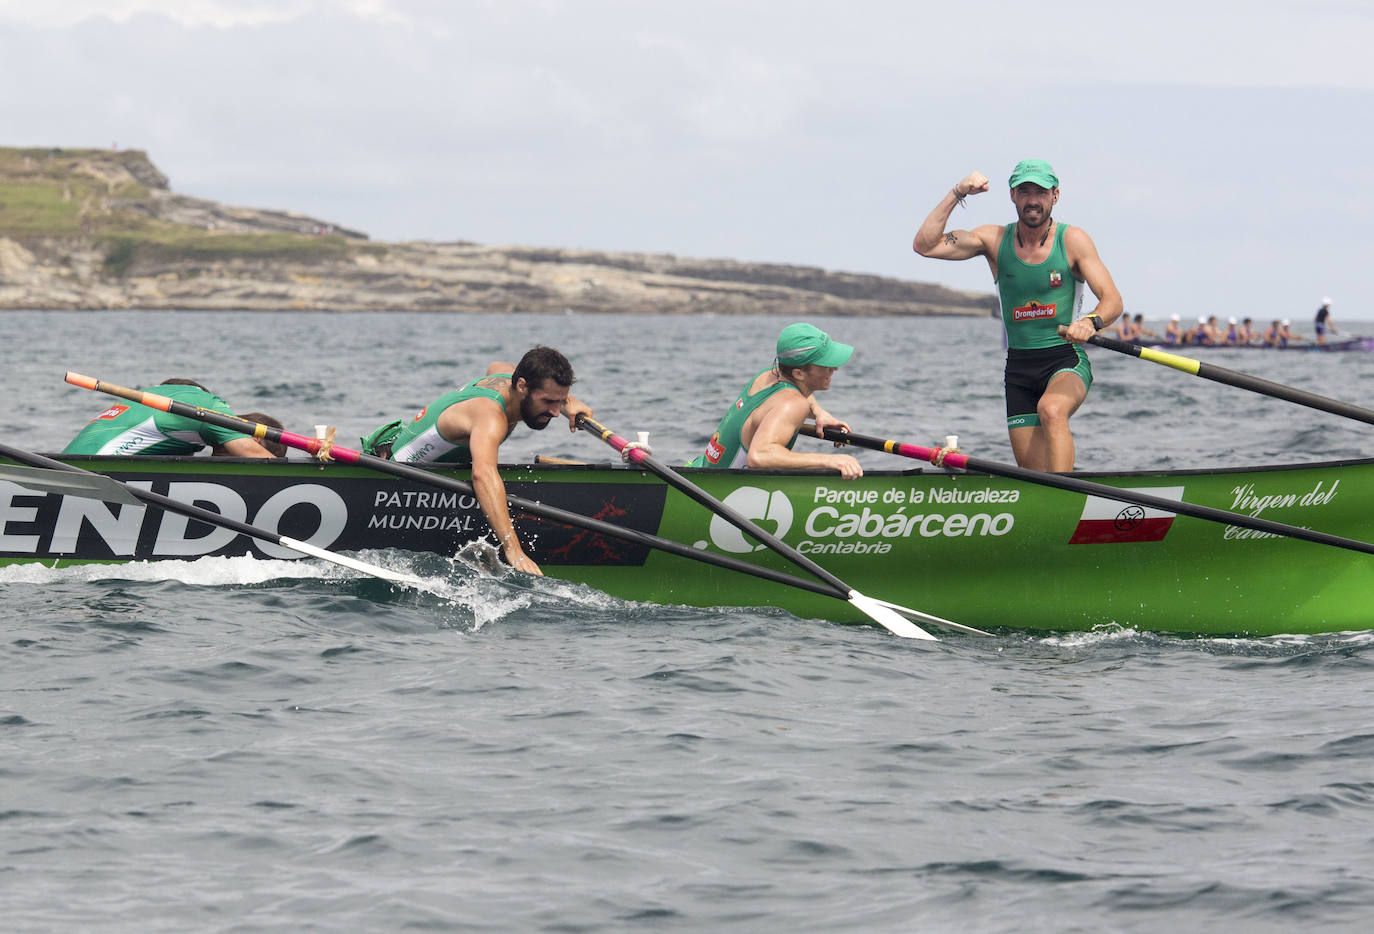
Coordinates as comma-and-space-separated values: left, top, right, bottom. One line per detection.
1137, 298, 1336, 348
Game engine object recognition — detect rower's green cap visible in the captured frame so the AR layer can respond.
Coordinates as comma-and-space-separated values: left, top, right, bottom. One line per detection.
1008, 158, 1059, 190
776, 322, 854, 368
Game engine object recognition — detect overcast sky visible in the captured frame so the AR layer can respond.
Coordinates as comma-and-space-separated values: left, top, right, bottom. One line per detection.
2, 0, 1371, 323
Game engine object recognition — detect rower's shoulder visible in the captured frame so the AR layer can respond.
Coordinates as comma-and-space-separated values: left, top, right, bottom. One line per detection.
1062, 224, 1109, 262
746, 369, 791, 395
472, 373, 511, 391
1061, 223, 1096, 247
754, 387, 812, 425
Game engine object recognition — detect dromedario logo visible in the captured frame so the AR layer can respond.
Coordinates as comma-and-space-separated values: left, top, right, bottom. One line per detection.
694, 486, 793, 553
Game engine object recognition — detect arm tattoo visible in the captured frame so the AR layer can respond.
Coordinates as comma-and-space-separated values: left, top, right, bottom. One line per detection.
943, 232, 958, 247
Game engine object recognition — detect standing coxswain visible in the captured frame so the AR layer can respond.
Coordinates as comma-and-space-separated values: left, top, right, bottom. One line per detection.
912, 159, 1123, 471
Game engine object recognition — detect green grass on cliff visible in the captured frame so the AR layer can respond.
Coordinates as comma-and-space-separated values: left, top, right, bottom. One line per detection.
98, 231, 356, 276
0, 181, 84, 235
0, 146, 378, 276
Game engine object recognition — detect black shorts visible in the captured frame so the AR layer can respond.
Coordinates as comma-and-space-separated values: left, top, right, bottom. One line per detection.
1004, 344, 1092, 428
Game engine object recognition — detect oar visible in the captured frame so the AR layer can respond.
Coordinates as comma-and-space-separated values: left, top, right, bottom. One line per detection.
800, 424, 1374, 558
63, 373, 970, 635
1064, 328, 1374, 427
575, 414, 937, 640
0, 462, 145, 504
0, 441, 423, 585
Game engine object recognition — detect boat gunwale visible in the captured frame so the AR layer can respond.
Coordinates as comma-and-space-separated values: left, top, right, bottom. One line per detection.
24, 452, 1374, 482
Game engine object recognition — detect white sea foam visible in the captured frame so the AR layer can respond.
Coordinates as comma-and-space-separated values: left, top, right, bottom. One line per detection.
426, 541, 643, 630
1037, 623, 1145, 648
0, 552, 429, 588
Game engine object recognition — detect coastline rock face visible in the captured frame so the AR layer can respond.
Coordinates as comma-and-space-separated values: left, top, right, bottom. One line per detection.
0, 147, 996, 316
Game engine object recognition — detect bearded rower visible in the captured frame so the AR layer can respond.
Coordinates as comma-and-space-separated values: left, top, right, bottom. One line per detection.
912, 159, 1123, 472
360, 346, 592, 576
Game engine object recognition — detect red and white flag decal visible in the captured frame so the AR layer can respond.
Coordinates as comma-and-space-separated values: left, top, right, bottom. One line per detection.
1068, 487, 1185, 545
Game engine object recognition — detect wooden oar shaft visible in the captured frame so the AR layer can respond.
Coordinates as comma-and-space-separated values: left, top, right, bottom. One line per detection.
61, 373, 879, 603
1079, 332, 1374, 427
803, 424, 1374, 558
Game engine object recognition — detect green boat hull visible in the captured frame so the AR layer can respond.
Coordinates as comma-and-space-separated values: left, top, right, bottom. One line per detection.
2, 455, 1371, 636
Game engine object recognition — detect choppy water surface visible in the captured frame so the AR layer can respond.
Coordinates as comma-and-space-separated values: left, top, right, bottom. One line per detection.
4, 310, 1374, 932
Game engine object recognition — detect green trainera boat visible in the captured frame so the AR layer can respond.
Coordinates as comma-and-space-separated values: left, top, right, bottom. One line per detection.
2, 454, 1371, 636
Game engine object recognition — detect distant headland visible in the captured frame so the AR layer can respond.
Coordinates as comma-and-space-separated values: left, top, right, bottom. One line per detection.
0, 146, 995, 315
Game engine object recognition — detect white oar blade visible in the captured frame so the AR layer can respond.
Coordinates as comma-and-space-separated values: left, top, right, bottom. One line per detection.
848, 591, 938, 641
280, 536, 424, 586
0, 464, 144, 505
873, 599, 993, 637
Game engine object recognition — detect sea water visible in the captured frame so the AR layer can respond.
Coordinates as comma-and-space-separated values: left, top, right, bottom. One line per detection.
3, 310, 1374, 932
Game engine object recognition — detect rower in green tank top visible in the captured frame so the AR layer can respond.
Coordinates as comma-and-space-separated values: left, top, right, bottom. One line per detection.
360, 346, 593, 578
62, 378, 280, 458
383, 377, 510, 465
912, 158, 1124, 472
689, 322, 863, 478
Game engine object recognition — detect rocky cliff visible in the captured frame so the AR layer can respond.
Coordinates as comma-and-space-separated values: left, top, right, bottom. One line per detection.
0, 147, 995, 316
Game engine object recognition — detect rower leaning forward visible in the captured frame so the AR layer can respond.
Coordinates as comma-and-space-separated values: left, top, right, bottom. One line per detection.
360, 346, 592, 576
912, 159, 1123, 471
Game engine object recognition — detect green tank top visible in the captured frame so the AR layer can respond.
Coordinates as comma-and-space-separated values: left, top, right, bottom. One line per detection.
62, 384, 248, 456
688, 369, 800, 468
995, 222, 1085, 350
387, 375, 509, 464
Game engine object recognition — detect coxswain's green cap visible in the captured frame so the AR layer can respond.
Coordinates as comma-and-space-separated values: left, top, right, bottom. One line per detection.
776, 323, 854, 368
1008, 158, 1059, 190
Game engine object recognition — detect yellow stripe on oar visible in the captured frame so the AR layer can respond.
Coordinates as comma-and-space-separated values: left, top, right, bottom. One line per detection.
1077, 333, 1374, 428
1138, 347, 1202, 375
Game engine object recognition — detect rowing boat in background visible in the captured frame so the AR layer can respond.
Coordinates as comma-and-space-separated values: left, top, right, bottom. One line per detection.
3, 454, 1371, 637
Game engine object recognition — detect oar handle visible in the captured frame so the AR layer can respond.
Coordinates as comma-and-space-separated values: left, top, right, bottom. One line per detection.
575, 414, 650, 467
798, 424, 971, 470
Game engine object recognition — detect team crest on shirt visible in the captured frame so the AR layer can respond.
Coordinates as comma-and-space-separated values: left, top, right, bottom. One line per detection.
1049, 270, 1062, 288
1012, 301, 1058, 322
704, 433, 725, 464
735, 398, 744, 410
413, 407, 427, 422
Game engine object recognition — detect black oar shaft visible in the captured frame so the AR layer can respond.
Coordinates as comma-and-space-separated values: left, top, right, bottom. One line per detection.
0, 442, 423, 583
808, 425, 1374, 558
578, 415, 851, 594
1084, 332, 1374, 427
0, 442, 297, 547
574, 414, 938, 639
